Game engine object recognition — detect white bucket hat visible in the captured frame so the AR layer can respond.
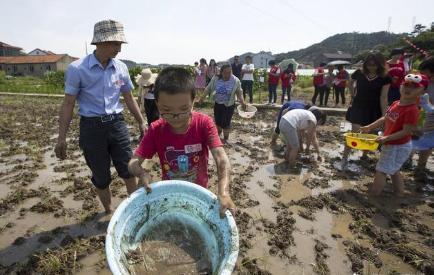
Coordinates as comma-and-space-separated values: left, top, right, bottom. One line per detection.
91, 19, 127, 45
137, 68, 157, 86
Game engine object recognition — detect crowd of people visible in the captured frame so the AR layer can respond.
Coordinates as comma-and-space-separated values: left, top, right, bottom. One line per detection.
54, 19, 433, 218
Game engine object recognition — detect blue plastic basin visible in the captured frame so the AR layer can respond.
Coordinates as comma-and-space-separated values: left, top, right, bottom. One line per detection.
106, 180, 239, 274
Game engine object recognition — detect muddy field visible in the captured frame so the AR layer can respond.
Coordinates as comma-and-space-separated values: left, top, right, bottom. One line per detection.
0, 94, 433, 275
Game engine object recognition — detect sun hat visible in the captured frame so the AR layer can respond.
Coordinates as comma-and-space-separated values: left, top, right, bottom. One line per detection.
403, 74, 429, 89
91, 19, 127, 45
137, 68, 157, 87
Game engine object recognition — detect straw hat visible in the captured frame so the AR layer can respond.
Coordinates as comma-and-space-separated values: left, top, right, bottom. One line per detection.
137, 69, 157, 86
91, 19, 127, 45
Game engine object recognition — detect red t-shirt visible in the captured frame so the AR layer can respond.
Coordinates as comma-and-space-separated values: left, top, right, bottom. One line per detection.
280, 72, 296, 88
388, 62, 405, 89
268, 66, 281, 85
335, 70, 349, 88
384, 101, 419, 145
313, 67, 325, 86
135, 112, 223, 188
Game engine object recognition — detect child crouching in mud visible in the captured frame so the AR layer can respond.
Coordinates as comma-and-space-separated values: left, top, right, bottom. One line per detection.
361, 74, 428, 196
278, 107, 327, 168
128, 67, 236, 217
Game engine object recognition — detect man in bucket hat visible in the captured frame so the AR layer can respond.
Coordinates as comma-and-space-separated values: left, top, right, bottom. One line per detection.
55, 19, 146, 214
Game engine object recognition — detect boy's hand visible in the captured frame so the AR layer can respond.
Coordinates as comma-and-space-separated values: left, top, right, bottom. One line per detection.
138, 173, 152, 194
360, 126, 371, 133
218, 194, 236, 218
376, 136, 388, 144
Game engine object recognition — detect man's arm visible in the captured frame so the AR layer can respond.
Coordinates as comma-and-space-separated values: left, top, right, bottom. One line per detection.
123, 91, 147, 134
55, 94, 77, 160
211, 147, 236, 218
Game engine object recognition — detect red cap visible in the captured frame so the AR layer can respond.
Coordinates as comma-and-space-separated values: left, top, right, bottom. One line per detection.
403, 74, 429, 89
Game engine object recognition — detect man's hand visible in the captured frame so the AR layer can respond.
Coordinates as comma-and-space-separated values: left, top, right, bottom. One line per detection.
138, 173, 152, 194
139, 122, 147, 137
218, 194, 236, 218
55, 139, 67, 160
242, 102, 248, 111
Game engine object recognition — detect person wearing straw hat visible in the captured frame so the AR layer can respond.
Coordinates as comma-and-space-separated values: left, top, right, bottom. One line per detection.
54, 19, 146, 214
137, 68, 159, 125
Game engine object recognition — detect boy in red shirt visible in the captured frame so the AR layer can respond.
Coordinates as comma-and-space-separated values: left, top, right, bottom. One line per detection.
128, 67, 235, 217
361, 74, 427, 196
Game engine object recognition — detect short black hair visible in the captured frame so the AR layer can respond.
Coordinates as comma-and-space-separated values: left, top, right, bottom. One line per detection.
390, 48, 404, 57
310, 109, 327, 125
268, 60, 276, 66
319, 62, 327, 67
154, 67, 196, 101
419, 57, 434, 73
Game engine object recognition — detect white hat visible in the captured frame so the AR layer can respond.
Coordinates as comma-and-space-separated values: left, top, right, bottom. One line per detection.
91, 19, 127, 45
137, 68, 157, 86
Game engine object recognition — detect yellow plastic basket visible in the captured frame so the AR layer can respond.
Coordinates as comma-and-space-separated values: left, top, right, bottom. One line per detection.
343, 133, 379, 151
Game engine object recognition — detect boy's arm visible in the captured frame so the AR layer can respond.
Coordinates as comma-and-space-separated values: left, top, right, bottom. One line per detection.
361, 117, 385, 133
211, 147, 236, 218
128, 155, 152, 193
378, 124, 417, 144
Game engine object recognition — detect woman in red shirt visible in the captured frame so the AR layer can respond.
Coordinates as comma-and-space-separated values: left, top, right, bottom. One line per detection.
280, 64, 296, 103
268, 60, 281, 104
333, 65, 349, 107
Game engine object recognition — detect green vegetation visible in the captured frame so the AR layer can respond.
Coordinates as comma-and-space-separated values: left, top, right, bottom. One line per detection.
0, 71, 64, 94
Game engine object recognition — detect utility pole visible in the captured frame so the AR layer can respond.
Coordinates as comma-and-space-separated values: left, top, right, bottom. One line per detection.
411, 16, 416, 32
85, 41, 88, 55
387, 17, 392, 33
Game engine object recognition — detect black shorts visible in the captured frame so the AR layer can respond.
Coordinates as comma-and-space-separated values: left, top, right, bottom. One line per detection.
214, 103, 235, 129
79, 114, 133, 189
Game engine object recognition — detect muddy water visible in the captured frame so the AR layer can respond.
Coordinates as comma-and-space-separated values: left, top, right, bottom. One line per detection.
126, 220, 212, 275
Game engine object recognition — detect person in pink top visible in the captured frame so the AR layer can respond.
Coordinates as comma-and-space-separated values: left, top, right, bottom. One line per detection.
128, 67, 236, 217
195, 58, 208, 102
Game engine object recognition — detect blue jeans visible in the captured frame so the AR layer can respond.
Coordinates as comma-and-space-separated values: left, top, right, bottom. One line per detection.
268, 83, 277, 103
281, 85, 292, 103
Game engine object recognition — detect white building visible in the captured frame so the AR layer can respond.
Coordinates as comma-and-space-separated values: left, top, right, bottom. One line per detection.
252, 51, 274, 68
28, 48, 55, 56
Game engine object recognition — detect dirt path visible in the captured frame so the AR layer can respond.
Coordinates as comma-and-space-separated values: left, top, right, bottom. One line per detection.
0, 95, 433, 274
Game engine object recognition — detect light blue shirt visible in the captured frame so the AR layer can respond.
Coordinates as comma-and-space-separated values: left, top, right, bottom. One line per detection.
65, 53, 134, 117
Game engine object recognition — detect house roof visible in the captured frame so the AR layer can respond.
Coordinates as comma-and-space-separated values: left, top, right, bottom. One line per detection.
0, 54, 77, 64
0, 41, 23, 50
28, 48, 56, 55
323, 53, 352, 59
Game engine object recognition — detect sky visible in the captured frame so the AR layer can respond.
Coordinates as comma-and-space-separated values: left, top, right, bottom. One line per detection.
2, 0, 433, 65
